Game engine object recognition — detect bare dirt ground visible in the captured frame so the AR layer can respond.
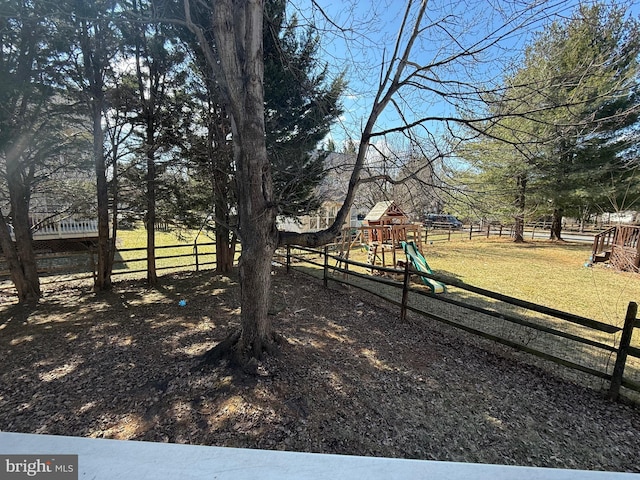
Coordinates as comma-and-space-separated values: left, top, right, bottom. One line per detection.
1, 267, 639, 472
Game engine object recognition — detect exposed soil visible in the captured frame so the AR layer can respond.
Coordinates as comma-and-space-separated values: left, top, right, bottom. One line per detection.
1, 267, 639, 472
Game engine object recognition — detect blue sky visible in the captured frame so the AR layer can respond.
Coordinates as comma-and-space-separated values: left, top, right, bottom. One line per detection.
290, 0, 639, 151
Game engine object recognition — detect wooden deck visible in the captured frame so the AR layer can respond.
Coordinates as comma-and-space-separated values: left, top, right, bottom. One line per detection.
592, 225, 640, 271
28, 214, 98, 241
6, 214, 98, 246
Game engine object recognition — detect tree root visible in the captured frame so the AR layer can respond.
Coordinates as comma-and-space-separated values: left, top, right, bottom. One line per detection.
196, 329, 284, 374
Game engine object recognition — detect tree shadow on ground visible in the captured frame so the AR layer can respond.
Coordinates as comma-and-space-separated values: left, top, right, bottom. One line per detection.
284, 259, 622, 395
1, 268, 639, 470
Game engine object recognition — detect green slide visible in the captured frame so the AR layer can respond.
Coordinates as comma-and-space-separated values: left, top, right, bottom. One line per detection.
401, 241, 446, 294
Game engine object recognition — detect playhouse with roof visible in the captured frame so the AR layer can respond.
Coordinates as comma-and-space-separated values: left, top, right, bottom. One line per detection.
360, 201, 421, 246
355, 201, 422, 267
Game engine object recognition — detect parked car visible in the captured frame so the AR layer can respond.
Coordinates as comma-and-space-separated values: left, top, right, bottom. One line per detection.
423, 214, 463, 229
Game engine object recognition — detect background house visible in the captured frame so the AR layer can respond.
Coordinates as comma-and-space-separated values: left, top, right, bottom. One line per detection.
277, 151, 368, 233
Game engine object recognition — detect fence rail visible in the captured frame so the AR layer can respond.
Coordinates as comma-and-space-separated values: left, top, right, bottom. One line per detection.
422, 222, 606, 244
2, 237, 638, 400
422, 221, 640, 244
278, 244, 639, 401
0, 221, 610, 281
0, 241, 219, 284
107, 242, 219, 278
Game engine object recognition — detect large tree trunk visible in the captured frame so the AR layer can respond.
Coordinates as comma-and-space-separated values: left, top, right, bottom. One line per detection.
197, 0, 279, 367
0, 211, 39, 302
231, 109, 279, 361
12, 221, 40, 300
513, 174, 527, 243
93, 97, 112, 291
2, 145, 41, 302
550, 207, 563, 240
146, 135, 158, 286
237, 220, 278, 358
203, 120, 278, 365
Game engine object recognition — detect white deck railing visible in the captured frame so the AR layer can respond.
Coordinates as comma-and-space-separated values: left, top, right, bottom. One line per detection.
7, 214, 99, 241
0, 432, 638, 480
32, 214, 98, 240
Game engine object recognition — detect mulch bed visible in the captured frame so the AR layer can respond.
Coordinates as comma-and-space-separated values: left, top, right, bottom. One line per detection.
0, 267, 639, 472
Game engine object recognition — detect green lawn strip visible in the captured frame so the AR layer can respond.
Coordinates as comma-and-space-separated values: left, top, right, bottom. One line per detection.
114, 229, 218, 274
422, 238, 640, 328
325, 239, 638, 350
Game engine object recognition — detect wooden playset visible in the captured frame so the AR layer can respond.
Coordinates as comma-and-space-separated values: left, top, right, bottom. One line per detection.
338, 201, 423, 269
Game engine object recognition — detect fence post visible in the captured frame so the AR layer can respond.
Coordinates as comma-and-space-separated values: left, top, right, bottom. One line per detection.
90, 249, 96, 283
486, 224, 490, 238
194, 243, 199, 272
344, 245, 350, 279
400, 260, 410, 322
286, 244, 291, 273
499, 225, 503, 237
608, 301, 638, 401
323, 245, 329, 288
469, 225, 473, 240
447, 226, 451, 241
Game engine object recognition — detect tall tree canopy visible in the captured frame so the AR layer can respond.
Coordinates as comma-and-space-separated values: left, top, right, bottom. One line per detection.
63, 0, 124, 291
162, 0, 346, 274
461, 3, 640, 240
264, 0, 345, 216
0, 0, 90, 301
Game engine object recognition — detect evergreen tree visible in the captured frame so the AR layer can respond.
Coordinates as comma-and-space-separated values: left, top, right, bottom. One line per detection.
263, 0, 346, 216
526, 3, 640, 239
0, 0, 88, 301
63, 0, 124, 291
464, 3, 640, 241
117, 0, 187, 285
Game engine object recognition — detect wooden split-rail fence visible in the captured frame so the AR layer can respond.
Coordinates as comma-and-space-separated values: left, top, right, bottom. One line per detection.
279, 244, 640, 402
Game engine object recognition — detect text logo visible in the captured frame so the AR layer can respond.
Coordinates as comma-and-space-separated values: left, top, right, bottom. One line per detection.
1, 455, 77, 479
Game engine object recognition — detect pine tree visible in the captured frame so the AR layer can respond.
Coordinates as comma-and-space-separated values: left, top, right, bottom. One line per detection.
526, 4, 640, 239
465, 3, 640, 241
0, 0, 87, 301
263, 0, 346, 216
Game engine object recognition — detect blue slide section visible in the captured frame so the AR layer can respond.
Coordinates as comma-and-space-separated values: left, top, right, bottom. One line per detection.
401, 241, 446, 294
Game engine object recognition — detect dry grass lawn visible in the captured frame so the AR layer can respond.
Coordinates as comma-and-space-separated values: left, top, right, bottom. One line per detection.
344, 237, 640, 328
